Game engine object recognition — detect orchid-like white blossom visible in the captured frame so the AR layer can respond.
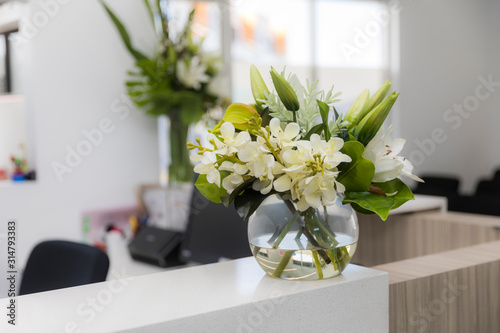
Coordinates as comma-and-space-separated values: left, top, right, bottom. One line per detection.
269, 118, 300, 147
219, 161, 249, 193
191, 154, 220, 186
238, 142, 276, 180
274, 133, 351, 211
208, 122, 251, 156
176, 56, 210, 90
363, 125, 423, 183
295, 170, 343, 211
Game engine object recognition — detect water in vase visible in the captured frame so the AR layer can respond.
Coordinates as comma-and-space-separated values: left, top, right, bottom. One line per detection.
250, 232, 357, 281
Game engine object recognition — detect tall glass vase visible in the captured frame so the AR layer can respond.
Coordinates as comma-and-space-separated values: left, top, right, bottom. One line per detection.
156, 109, 194, 232
167, 108, 194, 185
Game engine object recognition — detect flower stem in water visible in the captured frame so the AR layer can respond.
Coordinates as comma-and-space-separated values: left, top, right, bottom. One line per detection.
272, 210, 300, 249
272, 251, 293, 278
312, 251, 323, 280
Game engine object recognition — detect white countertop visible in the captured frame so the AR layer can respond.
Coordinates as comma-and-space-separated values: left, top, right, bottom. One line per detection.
0, 257, 388, 333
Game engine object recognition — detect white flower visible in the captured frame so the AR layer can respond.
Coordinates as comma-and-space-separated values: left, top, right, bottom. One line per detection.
363, 125, 423, 183
309, 134, 352, 169
199, 50, 224, 72
269, 118, 300, 147
176, 56, 210, 90
275, 134, 350, 211
207, 122, 251, 156
207, 74, 229, 99
238, 141, 276, 180
252, 179, 273, 195
222, 172, 245, 193
191, 154, 221, 186
295, 171, 342, 211
219, 161, 249, 193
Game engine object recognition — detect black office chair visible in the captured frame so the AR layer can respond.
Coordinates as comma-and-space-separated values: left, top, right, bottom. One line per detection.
475, 179, 499, 196
19, 240, 109, 295
413, 175, 460, 197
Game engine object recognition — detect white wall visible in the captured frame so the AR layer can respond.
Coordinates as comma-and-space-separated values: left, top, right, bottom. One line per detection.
398, 0, 500, 193
0, 0, 159, 266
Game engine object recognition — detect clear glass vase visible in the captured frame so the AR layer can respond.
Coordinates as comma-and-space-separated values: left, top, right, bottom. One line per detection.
248, 195, 358, 281
168, 109, 194, 185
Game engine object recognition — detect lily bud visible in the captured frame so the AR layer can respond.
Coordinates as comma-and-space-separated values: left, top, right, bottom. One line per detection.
365, 80, 392, 112
250, 65, 269, 112
344, 89, 369, 127
270, 67, 300, 112
356, 91, 399, 145
222, 103, 260, 131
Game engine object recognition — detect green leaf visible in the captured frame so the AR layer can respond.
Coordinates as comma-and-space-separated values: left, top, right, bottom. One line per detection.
101, 1, 148, 61
195, 174, 227, 203
250, 65, 270, 113
344, 89, 370, 127
234, 189, 276, 221
356, 91, 399, 146
143, 0, 155, 27
303, 123, 325, 140
316, 100, 330, 141
270, 67, 300, 112
155, 0, 168, 38
222, 103, 260, 131
337, 141, 375, 192
260, 107, 272, 127
375, 178, 414, 210
180, 9, 195, 43
343, 178, 415, 221
221, 177, 254, 207
332, 105, 340, 122
366, 80, 392, 112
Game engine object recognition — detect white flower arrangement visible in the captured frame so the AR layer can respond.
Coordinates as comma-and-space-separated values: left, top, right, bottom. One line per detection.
189, 66, 423, 221
103, 4, 230, 183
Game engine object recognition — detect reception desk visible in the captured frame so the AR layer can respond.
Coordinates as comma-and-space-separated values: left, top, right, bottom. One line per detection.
0, 258, 388, 333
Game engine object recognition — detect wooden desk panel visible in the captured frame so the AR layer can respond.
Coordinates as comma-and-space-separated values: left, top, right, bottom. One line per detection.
373, 241, 500, 333
354, 211, 500, 267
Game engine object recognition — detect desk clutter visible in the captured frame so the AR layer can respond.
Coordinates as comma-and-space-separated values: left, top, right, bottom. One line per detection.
81, 181, 251, 269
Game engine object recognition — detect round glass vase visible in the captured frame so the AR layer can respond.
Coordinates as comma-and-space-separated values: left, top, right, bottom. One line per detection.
248, 195, 359, 281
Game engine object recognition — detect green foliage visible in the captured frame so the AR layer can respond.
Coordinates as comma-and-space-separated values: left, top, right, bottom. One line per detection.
221, 178, 254, 207
270, 67, 300, 112
365, 79, 392, 113
316, 100, 331, 141
355, 91, 400, 145
195, 174, 227, 203
303, 123, 325, 140
101, 2, 223, 123
234, 189, 277, 221
250, 66, 269, 113
343, 178, 415, 221
222, 103, 260, 131
262, 69, 341, 133
101, 2, 147, 61
337, 141, 375, 192
343, 89, 369, 128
